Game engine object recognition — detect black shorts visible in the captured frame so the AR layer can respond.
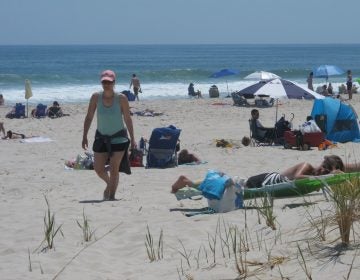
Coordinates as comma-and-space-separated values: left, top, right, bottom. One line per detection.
245, 172, 289, 188
92, 139, 129, 153
347, 81, 352, 91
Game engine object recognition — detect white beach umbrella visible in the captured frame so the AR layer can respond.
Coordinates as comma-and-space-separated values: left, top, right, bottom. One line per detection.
238, 78, 324, 100
244, 71, 281, 81
237, 78, 324, 124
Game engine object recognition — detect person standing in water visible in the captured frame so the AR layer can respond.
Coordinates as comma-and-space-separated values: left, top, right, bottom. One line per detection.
130, 73, 141, 101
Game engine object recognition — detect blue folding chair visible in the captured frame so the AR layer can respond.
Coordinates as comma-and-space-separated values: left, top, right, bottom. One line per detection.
146, 125, 181, 168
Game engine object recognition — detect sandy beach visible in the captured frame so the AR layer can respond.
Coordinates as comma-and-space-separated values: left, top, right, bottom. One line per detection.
1, 96, 360, 280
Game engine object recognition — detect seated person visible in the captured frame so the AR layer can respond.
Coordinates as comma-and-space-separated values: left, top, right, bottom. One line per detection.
5, 107, 16, 118
171, 155, 347, 193
352, 84, 358, 94
0, 94, 4, 106
178, 149, 200, 165
250, 109, 276, 141
321, 85, 330, 96
188, 83, 202, 98
327, 83, 333, 95
338, 84, 346, 94
299, 116, 322, 134
47, 101, 64, 118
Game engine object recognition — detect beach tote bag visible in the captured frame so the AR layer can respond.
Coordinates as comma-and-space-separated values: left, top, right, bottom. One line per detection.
199, 170, 232, 200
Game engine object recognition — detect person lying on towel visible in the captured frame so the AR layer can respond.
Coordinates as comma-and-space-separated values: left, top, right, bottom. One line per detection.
171, 155, 350, 193
177, 149, 201, 165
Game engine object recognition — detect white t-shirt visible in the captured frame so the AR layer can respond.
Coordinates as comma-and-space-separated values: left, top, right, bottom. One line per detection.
300, 120, 321, 134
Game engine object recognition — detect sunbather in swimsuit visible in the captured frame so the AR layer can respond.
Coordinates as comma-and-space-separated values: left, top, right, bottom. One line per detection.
171, 155, 347, 193
3, 130, 26, 139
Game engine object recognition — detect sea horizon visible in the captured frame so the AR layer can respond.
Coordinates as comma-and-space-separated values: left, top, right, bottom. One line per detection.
1, 44, 359, 104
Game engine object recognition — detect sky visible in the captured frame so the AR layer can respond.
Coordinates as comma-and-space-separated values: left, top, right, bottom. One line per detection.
0, 0, 359, 45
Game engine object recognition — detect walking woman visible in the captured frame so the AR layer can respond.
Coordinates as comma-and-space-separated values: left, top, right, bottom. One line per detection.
82, 70, 136, 200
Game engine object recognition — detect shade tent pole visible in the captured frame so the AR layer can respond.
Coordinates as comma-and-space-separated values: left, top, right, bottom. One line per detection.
226, 80, 230, 97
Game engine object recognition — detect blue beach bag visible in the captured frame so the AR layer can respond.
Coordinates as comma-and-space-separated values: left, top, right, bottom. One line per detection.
199, 170, 232, 200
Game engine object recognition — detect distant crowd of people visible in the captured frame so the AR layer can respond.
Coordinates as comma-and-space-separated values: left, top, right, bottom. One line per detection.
307, 69, 357, 100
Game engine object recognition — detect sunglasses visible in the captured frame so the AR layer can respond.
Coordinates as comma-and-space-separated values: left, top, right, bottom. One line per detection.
101, 80, 114, 85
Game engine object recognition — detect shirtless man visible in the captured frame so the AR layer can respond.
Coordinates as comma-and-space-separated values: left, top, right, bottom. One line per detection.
171, 155, 352, 193
130, 74, 141, 101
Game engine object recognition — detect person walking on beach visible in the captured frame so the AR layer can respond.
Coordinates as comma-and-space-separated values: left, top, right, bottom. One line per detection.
82, 70, 136, 200
130, 73, 141, 101
346, 70, 353, 100
307, 72, 314, 91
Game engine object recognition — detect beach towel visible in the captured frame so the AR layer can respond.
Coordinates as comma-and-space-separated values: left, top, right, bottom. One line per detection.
20, 137, 53, 143
179, 161, 208, 166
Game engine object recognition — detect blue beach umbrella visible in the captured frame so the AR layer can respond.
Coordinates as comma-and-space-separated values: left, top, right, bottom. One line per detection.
210, 69, 239, 96
313, 65, 345, 82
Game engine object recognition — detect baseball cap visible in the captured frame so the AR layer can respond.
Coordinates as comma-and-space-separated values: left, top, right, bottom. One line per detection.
101, 70, 116, 82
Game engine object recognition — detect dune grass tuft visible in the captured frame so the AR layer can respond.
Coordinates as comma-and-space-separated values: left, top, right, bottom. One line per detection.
255, 193, 277, 230
34, 195, 63, 252
329, 176, 360, 245
76, 208, 95, 242
145, 225, 163, 262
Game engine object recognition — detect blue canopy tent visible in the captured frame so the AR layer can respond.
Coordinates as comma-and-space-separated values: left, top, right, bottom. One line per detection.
311, 98, 360, 143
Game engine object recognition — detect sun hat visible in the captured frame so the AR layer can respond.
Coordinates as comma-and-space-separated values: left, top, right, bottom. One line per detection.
101, 70, 116, 82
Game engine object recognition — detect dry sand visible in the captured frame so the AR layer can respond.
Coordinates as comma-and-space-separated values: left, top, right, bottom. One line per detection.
1, 96, 360, 279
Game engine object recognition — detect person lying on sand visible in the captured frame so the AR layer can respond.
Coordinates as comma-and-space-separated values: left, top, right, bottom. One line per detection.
132, 109, 163, 117
2, 130, 39, 139
177, 149, 201, 165
171, 155, 356, 193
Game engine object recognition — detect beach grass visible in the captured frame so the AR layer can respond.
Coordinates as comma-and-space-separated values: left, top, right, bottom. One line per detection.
145, 225, 164, 262
33, 196, 63, 253
76, 208, 95, 243
330, 176, 360, 245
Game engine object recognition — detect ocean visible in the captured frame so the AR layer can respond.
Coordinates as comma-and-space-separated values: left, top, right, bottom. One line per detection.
0, 44, 359, 104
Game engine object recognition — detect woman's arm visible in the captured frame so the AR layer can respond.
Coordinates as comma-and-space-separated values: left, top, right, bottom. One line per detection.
120, 94, 135, 149
82, 93, 97, 149
281, 162, 314, 180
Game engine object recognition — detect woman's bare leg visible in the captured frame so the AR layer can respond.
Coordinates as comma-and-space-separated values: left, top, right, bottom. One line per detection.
94, 152, 111, 199
171, 175, 195, 193
107, 151, 125, 200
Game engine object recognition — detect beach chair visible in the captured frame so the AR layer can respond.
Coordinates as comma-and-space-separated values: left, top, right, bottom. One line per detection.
249, 119, 274, 146
14, 103, 26, 118
231, 92, 251, 107
146, 125, 181, 168
34, 103, 47, 118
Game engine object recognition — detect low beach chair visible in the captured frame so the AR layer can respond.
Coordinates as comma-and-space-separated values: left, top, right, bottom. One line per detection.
249, 119, 274, 146
146, 125, 181, 168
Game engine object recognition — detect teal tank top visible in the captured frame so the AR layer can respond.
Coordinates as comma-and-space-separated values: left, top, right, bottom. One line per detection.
97, 93, 127, 144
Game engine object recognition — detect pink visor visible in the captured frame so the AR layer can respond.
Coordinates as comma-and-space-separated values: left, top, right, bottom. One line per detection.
101, 70, 116, 82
